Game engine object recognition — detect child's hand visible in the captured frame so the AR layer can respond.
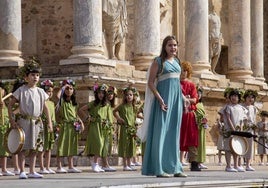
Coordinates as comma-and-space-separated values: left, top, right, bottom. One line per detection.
10, 120, 18, 129
48, 122, 53, 133
117, 118, 125, 125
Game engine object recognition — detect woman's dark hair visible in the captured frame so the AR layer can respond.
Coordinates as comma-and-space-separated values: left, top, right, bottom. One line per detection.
62, 89, 77, 106
158, 35, 180, 74
94, 90, 108, 107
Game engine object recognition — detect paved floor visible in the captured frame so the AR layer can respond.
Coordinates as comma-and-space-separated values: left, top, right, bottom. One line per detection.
1, 164, 268, 188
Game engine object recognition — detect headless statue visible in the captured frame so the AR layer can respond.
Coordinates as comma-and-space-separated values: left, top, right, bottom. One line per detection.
208, 11, 222, 74
102, 0, 128, 60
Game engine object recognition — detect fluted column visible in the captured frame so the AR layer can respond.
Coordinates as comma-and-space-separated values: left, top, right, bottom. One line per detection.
185, 0, 211, 76
227, 0, 253, 81
69, 0, 104, 59
0, 0, 23, 67
251, 0, 265, 82
132, 0, 160, 71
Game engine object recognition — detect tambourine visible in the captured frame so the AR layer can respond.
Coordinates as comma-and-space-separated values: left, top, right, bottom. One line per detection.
229, 135, 248, 155
4, 127, 25, 154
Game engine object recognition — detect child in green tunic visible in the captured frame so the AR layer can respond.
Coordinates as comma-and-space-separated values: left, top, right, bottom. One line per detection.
101, 86, 117, 172
0, 84, 15, 176
195, 87, 208, 169
79, 84, 114, 173
56, 80, 84, 173
38, 80, 56, 174
113, 86, 141, 171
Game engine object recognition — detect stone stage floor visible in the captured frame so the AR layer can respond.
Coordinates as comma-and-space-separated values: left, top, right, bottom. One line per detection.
1, 164, 268, 188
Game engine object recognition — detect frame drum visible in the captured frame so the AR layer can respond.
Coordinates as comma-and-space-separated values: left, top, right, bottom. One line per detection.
4, 128, 25, 154
229, 135, 248, 156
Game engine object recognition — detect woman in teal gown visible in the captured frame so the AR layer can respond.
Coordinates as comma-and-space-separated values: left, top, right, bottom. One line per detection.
141, 35, 187, 177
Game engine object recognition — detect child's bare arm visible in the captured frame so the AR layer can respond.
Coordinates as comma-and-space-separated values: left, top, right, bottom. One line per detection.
43, 102, 53, 132
78, 104, 89, 122
8, 97, 18, 128
113, 106, 125, 124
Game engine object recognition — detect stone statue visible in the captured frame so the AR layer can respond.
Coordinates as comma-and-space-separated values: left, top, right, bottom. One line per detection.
102, 0, 128, 60
208, 11, 222, 74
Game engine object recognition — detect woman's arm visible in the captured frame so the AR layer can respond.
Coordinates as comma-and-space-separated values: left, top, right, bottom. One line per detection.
148, 60, 167, 111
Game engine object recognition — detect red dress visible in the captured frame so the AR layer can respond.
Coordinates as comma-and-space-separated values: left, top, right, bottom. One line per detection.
180, 80, 199, 151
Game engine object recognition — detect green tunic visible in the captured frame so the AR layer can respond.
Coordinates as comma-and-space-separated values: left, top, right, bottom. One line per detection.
196, 102, 206, 163
57, 100, 79, 156
0, 106, 10, 157
117, 103, 137, 158
42, 100, 56, 151
85, 101, 113, 157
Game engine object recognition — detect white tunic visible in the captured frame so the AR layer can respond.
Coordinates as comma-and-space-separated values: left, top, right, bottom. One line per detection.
13, 85, 48, 150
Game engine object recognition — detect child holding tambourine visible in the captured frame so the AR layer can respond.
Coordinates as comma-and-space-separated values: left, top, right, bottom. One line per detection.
224, 89, 247, 172
8, 62, 53, 179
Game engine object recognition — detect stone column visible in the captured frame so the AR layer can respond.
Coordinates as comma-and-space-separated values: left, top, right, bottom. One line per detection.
251, 0, 265, 82
185, 0, 211, 77
227, 0, 253, 81
69, 0, 104, 59
132, 0, 160, 71
0, 0, 23, 67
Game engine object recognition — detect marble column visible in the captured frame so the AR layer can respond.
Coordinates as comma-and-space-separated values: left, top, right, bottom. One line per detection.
251, 0, 265, 82
185, 0, 211, 76
0, 0, 23, 67
69, 0, 104, 59
227, 0, 253, 81
132, 0, 160, 71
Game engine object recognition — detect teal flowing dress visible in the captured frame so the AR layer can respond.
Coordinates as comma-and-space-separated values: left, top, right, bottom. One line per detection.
142, 57, 184, 176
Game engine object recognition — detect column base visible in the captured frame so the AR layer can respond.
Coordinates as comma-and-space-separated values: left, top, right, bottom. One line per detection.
227, 69, 254, 82
70, 45, 106, 59
192, 61, 212, 76
0, 50, 24, 67
132, 55, 155, 71
58, 57, 133, 78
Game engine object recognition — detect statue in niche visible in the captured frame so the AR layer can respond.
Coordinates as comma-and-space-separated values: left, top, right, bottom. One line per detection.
208, 10, 222, 74
102, 0, 128, 60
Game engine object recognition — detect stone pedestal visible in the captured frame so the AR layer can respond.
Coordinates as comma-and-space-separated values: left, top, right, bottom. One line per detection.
0, 0, 24, 77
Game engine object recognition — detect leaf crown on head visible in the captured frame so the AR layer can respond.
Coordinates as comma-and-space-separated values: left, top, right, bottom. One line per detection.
40, 80, 54, 91
19, 56, 41, 77
107, 86, 118, 96
243, 89, 258, 99
60, 79, 76, 87
123, 86, 138, 96
93, 83, 109, 93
